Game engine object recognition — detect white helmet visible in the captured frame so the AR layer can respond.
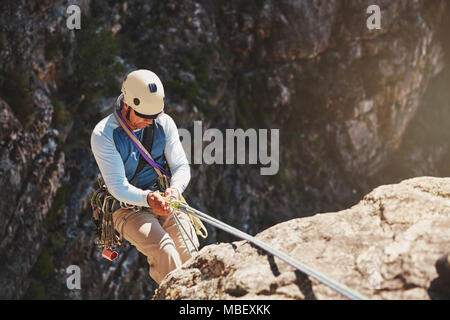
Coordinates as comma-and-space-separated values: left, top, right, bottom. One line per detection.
121, 69, 165, 118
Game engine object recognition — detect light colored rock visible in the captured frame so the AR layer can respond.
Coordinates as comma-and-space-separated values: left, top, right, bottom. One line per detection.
154, 177, 450, 300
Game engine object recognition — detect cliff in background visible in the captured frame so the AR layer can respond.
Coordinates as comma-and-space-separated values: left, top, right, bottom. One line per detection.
0, 0, 449, 299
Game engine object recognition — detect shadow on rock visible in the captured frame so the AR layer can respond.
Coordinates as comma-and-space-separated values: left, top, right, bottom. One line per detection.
428, 253, 450, 300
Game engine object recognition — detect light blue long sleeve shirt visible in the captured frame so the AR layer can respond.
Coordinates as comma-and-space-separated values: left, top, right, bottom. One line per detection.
90, 111, 190, 207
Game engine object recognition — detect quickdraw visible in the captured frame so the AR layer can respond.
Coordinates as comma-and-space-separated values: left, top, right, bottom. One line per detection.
90, 174, 121, 261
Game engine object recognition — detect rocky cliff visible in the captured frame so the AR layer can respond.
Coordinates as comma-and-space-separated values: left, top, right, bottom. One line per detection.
0, 0, 449, 299
155, 177, 450, 300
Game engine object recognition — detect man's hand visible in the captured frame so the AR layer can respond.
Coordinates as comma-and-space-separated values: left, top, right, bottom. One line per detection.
147, 192, 171, 216
164, 187, 180, 200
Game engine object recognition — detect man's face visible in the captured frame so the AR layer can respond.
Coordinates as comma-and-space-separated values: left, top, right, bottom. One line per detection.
126, 104, 153, 129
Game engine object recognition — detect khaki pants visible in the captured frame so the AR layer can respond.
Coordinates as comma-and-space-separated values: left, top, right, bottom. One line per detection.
112, 207, 199, 284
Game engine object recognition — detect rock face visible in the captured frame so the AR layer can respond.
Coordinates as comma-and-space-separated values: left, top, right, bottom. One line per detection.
0, 96, 65, 299
154, 177, 450, 300
0, 0, 449, 299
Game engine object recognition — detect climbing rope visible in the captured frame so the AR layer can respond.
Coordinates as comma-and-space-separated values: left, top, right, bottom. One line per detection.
165, 197, 369, 301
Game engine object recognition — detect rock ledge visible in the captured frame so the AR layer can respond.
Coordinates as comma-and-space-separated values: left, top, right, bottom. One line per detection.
154, 177, 450, 300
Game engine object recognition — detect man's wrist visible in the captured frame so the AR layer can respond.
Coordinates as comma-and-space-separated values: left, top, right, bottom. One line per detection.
144, 190, 152, 206
146, 190, 157, 206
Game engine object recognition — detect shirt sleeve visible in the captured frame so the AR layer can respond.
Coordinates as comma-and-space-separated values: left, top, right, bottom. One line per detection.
163, 115, 191, 195
91, 128, 150, 207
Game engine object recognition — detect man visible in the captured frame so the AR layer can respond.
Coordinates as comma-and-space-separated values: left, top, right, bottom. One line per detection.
90, 69, 199, 284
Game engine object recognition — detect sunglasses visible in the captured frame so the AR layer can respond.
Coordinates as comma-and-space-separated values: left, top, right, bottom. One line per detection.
134, 109, 163, 119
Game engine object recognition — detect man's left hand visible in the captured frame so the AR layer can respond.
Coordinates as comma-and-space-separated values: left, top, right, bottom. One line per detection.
164, 188, 180, 200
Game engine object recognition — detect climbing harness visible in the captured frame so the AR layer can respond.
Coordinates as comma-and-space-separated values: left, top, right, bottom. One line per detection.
165, 197, 369, 301
90, 109, 208, 261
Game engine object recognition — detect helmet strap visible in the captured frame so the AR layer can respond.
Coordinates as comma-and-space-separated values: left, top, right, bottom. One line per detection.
126, 106, 131, 121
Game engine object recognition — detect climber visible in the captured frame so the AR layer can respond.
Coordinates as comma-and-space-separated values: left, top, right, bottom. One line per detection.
90, 69, 199, 284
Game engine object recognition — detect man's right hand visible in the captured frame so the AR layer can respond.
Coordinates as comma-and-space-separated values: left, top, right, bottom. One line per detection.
147, 192, 172, 216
